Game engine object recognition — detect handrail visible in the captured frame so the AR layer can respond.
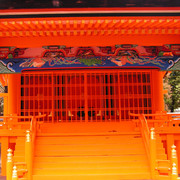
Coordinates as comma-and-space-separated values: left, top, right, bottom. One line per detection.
130, 112, 179, 180
0, 114, 46, 130
139, 114, 150, 158
26, 114, 46, 180
130, 112, 180, 128
130, 112, 180, 119
0, 115, 33, 130
130, 112, 156, 179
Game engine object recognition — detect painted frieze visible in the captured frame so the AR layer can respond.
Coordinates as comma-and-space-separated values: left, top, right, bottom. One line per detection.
0, 44, 179, 73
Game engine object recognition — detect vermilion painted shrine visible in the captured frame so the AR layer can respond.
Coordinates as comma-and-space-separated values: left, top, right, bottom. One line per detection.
0, 6, 180, 180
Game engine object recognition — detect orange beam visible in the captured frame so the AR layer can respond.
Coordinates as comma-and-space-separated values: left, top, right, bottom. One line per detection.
0, 34, 179, 47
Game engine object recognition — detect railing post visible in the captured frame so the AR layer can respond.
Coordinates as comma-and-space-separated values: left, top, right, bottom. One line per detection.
6, 148, 13, 180
12, 166, 18, 180
150, 128, 156, 180
25, 130, 32, 180
172, 163, 178, 180
171, 145, 178, 180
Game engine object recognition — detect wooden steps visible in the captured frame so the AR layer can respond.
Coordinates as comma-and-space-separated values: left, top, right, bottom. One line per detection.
14, 137, 25, 162
33, 173, 151, 180
32, 134, 151, 180
12, 132, 169, 180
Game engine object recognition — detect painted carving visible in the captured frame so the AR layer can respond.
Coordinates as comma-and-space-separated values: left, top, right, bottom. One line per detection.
0, 44, 179, 73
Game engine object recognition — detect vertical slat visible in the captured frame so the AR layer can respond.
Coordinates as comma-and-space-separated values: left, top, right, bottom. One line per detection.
104, 73, 106, 121
56, 73, 58, 122
130, 72, 133, 120
123, 71, 125, 121
33, 74, 35, 117
135, 72, 139, 115
21, 74, 24, 121
42, 74, 45, 121
103, 72, 106, 121
75, 73, 77, 122
60, 73, 62, 122
37, 74, 39, 118
118, 71, 121, 122
70, 74, 73, 122
113, 72, 116, 122
149, 71, 152, 114
141, 72, 144, 115
65, 74, 67, 122
132, 72, 136, 119
84, 72, 88, 122
47, 74, 49, 122
88, 73, 91, 122
107, 73, 110, 121
90, 73, 92, 122
127, 72, 130, 120
100, 73, 104, 122
51, 73, 54, 122
28, 74, 30, 118
95, 73, 97, 122
53, 73, 55, 122
79, 73, 81, 122
144, 72, 147, 114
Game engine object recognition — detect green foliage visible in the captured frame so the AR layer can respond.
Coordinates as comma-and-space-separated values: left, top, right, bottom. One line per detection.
79, 58, 102, 66
164, 71, 180, 112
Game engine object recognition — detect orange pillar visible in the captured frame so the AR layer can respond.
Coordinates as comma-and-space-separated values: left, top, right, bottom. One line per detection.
152, 70, 164, 113
7, 74, 21, 115
1, 137, 9, 176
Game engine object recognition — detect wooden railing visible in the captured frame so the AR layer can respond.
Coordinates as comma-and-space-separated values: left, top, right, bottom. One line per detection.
135, 113, 180, 127
130, 113, 157, 179
6, 114, 46, 180
0, 115, 33, 130
130, 112, 179, 180
26, 114, 45, 180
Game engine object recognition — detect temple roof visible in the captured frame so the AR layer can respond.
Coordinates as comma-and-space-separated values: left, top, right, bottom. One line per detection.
0, 8, 179, 47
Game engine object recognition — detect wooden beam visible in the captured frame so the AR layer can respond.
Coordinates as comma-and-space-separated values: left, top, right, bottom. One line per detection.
66, 20, 70, 29
45, 31, 51, 36
42, 20, 49, 29
50, 20, 56, 29
87, 20, 94, 29
58, 20, 63, 29
26, 21, 36, 30
0, 23, 8, 30
73, 20, 78, 29
34, 21, 43, 29
80, 20, 85, 29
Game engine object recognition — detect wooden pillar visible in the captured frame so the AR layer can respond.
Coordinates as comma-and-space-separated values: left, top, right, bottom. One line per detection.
1, 137, 9, 176
4, 95, 8, 116
7, 74, 21, 115
152, 70, 164, 113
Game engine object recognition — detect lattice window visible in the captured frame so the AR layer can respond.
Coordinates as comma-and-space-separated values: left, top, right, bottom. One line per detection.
20, 69, 153, 122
